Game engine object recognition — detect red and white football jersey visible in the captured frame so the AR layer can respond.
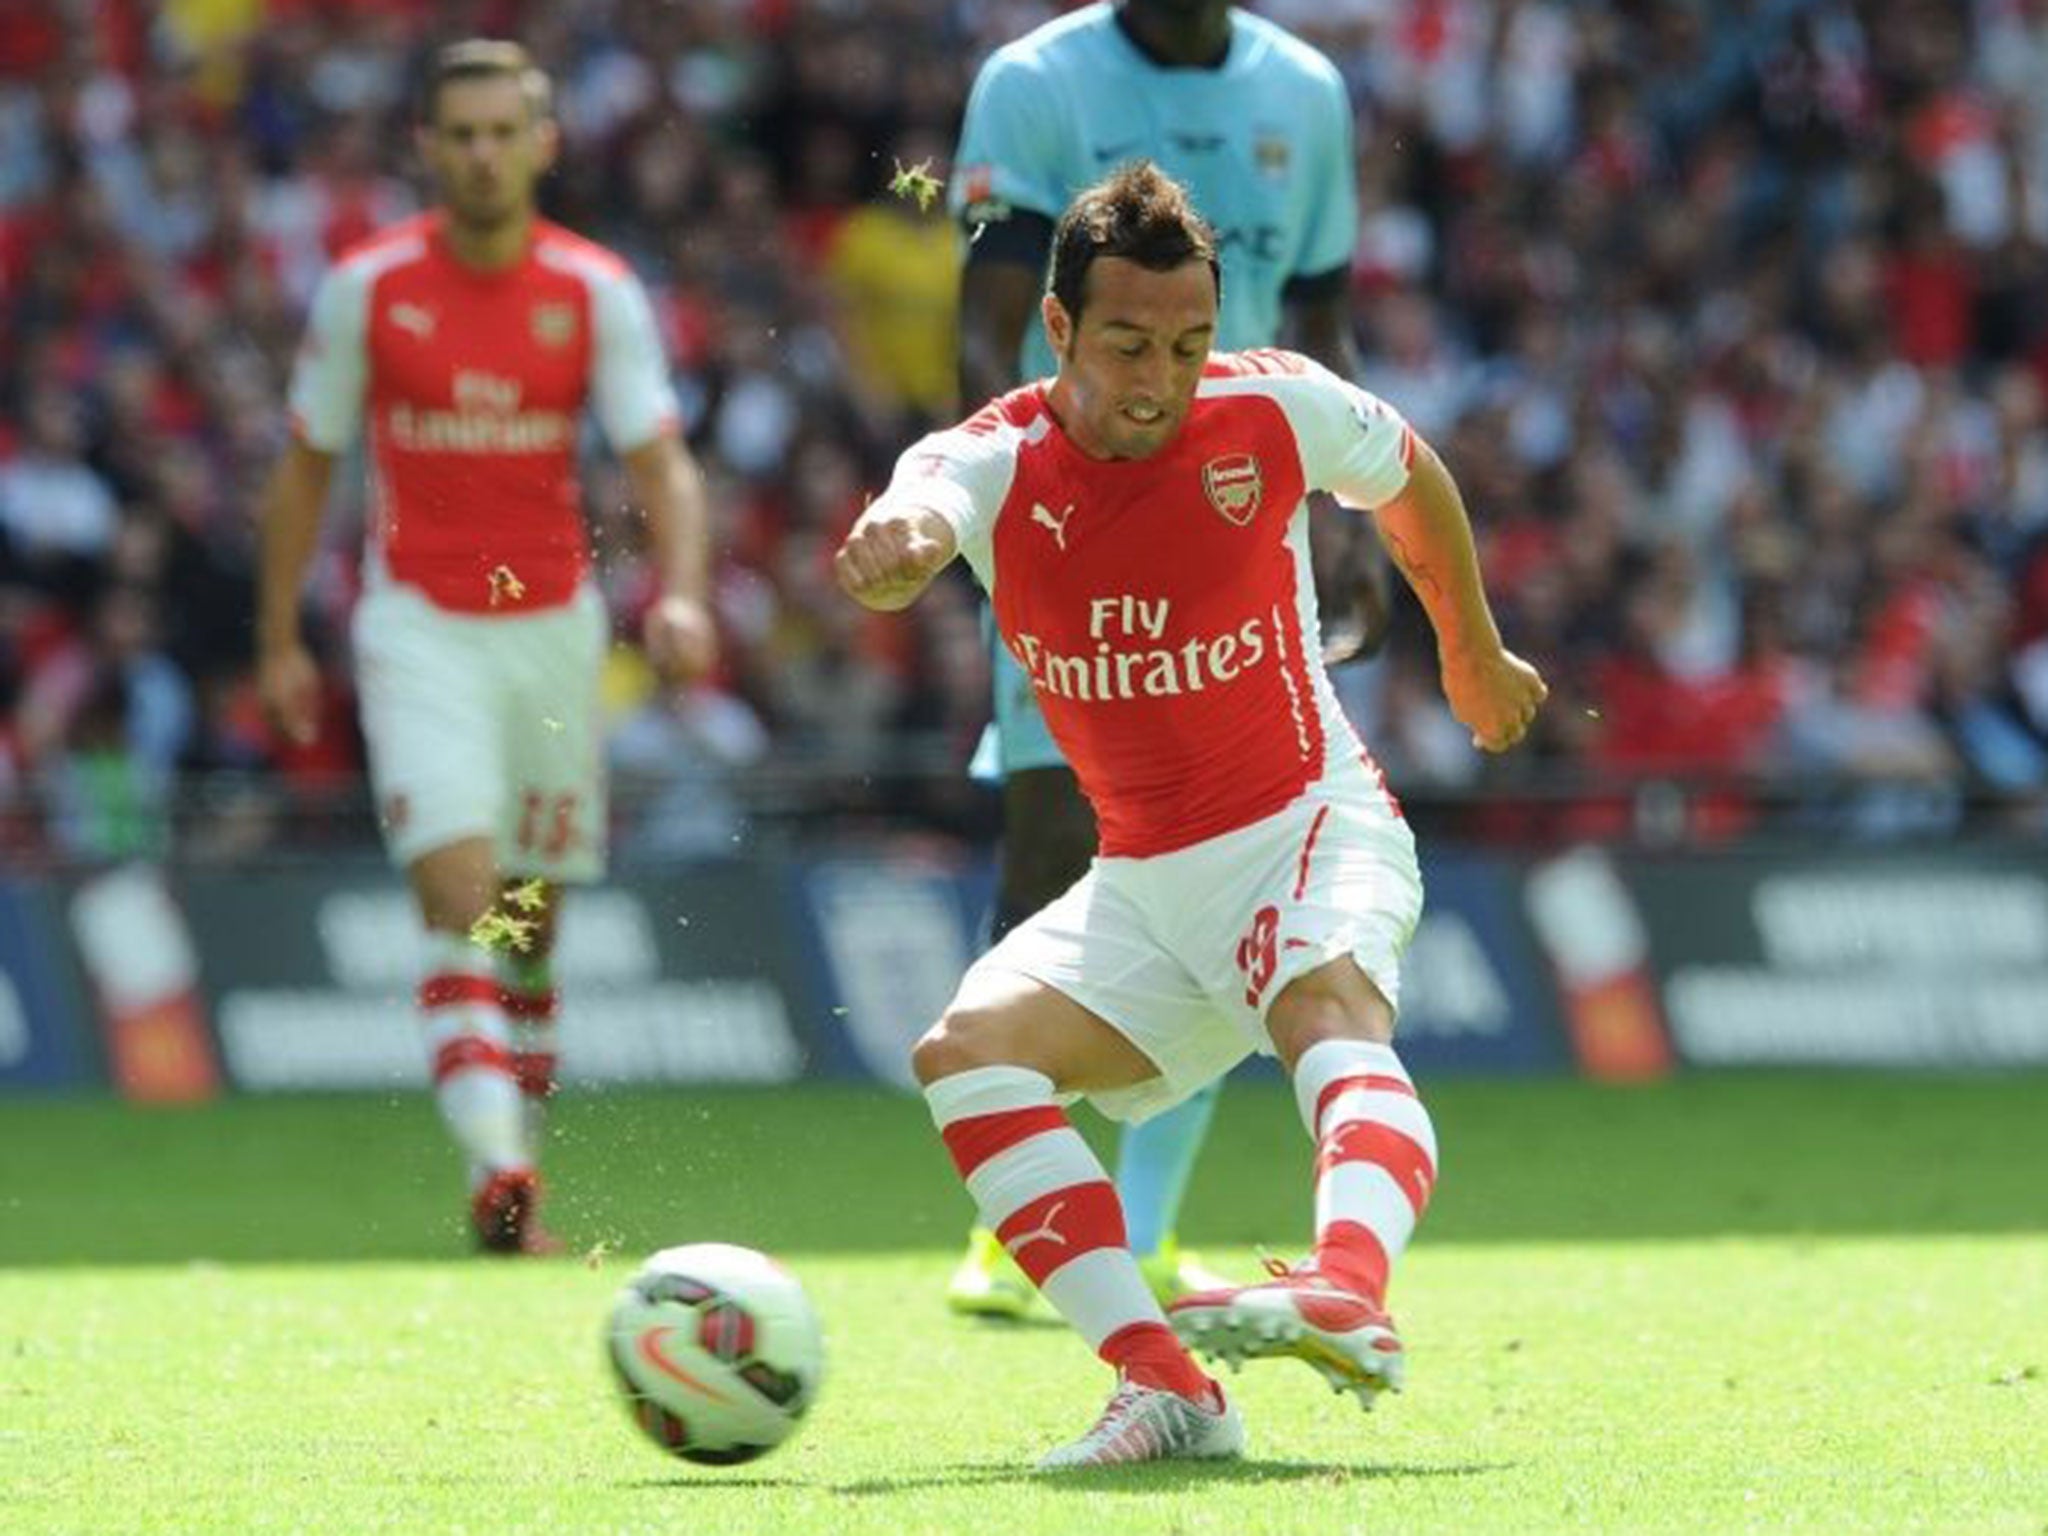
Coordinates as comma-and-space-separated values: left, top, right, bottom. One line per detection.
288, 211, 678, 612
885, 350, 1415, 857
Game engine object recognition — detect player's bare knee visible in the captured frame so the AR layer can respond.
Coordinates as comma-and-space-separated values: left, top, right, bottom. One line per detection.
912, 1001, 1030, 1084
912, 1018, 985, 1085
909, 1026, 952, 1085
911, 1026, 985, 1085
413, 868, 498, 934
1268, 963, 1396, 1069
419, 885, 496, 935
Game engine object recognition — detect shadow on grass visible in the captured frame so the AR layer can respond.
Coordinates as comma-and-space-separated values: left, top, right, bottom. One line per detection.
616, 1475, 806, 1491
830, 1457, 1511, 1496
615, 1458, 1511, 1495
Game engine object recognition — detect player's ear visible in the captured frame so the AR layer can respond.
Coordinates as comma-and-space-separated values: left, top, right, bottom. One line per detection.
1042, 292, 1072, 358
533, 115, 561, 173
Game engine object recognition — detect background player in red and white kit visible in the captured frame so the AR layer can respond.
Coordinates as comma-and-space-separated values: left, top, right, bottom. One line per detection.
836, 163, 1544, 1468
255, 42, 717, 1253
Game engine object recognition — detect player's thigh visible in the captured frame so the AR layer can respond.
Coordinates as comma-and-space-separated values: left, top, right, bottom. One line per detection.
917, 962, 1157, 1093
1264, 952, 1400, 1068
499, 587, 608, 884
351, 585, 505, 867
1161, 776, 1424, 1054
974, 869, 1259, 1122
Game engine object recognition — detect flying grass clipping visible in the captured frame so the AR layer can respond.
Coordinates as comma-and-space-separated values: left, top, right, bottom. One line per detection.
888, 158, 943, 212
487, 564, 526, 606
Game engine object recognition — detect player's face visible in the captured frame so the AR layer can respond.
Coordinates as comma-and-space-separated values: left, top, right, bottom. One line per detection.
1044, 256, 1216, 460
418, 76, 557, 230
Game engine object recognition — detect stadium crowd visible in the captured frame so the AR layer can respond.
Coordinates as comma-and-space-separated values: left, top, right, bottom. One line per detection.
4, 0, 2048, 863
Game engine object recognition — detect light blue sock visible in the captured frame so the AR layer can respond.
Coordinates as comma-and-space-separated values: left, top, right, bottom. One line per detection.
1115, 1078, 1224, 1259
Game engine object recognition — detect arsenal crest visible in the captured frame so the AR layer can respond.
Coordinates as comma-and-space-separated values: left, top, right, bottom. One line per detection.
1202, 453, 1263, 525
531, 302, 576, 347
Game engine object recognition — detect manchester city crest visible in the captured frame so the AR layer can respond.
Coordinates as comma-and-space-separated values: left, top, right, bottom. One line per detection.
1254, 132, 1290, 180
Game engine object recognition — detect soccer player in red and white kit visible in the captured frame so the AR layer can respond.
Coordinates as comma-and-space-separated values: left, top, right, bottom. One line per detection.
836, 163, 1545, 1467
256, 42, 717, 1254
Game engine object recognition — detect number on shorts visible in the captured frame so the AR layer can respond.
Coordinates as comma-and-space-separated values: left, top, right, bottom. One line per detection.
517, 791, 581, 859
1234, 903, 1281, 1008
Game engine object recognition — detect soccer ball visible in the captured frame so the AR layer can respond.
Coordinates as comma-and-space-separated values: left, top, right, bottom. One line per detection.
605, 1243, 825, 1465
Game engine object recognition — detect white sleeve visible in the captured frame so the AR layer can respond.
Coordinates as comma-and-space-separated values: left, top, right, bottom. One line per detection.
876, 423, 1017, 544
286, 265, 370, 452
1286, 359, 1417, 510
589, 268, 681, 452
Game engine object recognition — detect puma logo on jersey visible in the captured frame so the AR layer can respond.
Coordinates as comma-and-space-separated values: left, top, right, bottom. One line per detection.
1031, 501, 1075, 550
389, 302, 436, 339
1003, 1201, 1069, 1257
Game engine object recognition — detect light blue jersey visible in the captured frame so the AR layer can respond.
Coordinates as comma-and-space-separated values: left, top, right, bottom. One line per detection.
951, 2, 1357, 778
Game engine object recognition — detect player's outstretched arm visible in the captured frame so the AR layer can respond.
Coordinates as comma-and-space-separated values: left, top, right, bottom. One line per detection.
624, 434, 719, 683
834, 502, 958, 613
1373, 438, 1548, 753
255, 439, 338, 746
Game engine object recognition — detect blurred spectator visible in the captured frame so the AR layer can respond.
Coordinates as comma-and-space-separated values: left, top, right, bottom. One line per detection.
0, 389, 118, 603
19, 581, 194, 860
609, 676, 771, 861
3, 0, 2048, 859
823, 128, 960, 438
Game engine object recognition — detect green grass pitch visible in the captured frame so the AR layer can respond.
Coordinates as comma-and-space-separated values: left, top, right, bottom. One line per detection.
3, 1074, 2045, 1533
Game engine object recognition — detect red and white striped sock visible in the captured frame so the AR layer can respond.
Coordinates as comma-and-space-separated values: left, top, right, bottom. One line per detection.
1292, 1039, 1438, 1306
927, 1065, 1211, 1402
499, 955, 558, 1164
420, 931, 528, 1189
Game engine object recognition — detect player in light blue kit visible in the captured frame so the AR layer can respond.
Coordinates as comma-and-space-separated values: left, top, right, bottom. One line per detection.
943, 0, 1390, 1317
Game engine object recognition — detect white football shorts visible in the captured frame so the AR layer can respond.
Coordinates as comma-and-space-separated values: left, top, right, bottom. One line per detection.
350, 580, 609, 883
974, 759, 1423, 1123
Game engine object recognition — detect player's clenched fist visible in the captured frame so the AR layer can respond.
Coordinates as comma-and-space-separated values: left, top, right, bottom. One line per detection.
642, 593, 719, 683
1441, 641, 1548, 753
834, 506, 957, 612
258, 641, 323, 746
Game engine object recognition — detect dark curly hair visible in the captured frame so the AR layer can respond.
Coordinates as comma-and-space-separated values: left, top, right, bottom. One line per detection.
1048, 160, 1221, 325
